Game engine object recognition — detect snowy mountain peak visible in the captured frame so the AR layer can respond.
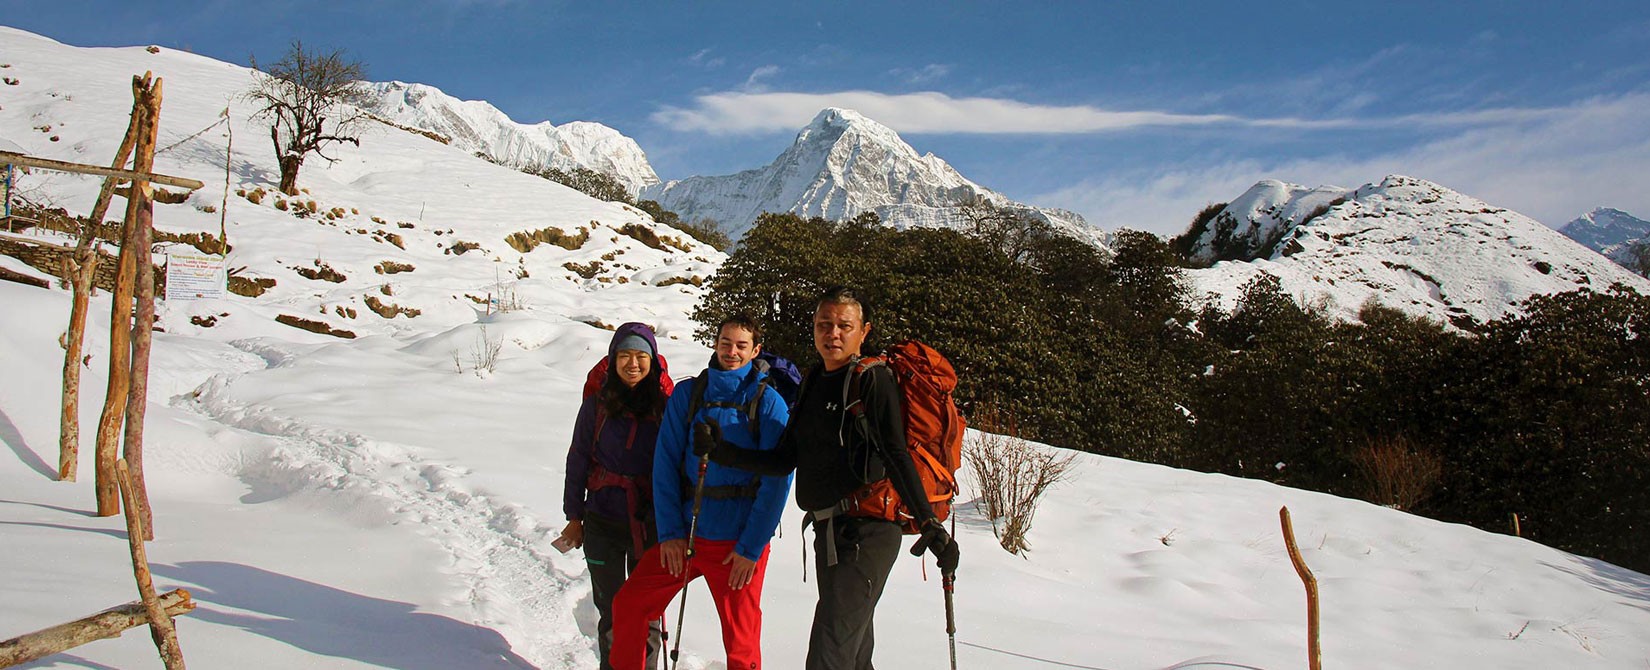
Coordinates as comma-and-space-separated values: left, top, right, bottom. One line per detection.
1558, 206, 1650, 252
641, 107, 1101, 246
1186, 175, 1650, 326
362, 80, 660, 197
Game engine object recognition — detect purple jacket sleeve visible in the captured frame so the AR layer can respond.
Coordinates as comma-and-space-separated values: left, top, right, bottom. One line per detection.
562, 398, 600, 520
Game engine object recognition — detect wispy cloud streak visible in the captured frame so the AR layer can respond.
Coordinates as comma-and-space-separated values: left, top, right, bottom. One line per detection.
652, 89, 1585, 136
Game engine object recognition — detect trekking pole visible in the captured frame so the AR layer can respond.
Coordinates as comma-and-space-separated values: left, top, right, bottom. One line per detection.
670, 425, 714, 670
943, 570, 958, 669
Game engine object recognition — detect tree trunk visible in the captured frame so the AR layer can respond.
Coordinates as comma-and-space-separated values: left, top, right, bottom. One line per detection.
117, 459, 187, 669
276, 153, 302, 196
0, 589, 194, 667
121, 78, 164, 539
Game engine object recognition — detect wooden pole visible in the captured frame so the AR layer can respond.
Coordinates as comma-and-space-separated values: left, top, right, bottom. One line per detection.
0, 151, 203, 191
56, 240, 99, 482
0, 589, 194, 667
1280, 506, 1321, 670
92, 74, 155, 517
122, 77, 164, 539
57, 84, 145, 483
116, 459, 186, 669
85, 79, 146, 228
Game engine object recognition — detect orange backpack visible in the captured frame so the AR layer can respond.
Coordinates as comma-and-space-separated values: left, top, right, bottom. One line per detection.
845, 341, 965, 534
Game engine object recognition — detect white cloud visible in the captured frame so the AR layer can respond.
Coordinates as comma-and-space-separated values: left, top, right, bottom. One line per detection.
1035, 94, 1650, 237
742, 65, 781, 92
890, 63, 952, 85
651, 90, 1240, 135
688, 48, 725, 69
651, 88, 1584, 137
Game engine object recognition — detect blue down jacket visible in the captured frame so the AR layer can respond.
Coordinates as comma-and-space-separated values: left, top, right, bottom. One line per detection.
653, 359, 792, 561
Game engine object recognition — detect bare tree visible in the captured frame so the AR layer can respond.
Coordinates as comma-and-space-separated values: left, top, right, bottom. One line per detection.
246, 41, 370, 195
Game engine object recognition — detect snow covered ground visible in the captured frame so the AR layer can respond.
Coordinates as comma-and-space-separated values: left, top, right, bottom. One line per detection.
3, 25, 1650, 669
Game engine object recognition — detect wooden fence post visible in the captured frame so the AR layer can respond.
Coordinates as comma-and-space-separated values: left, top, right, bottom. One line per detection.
1280, 506, 1322, 670
0, 589, 194, 666
121, 76, 164, 538
58, 84, 143, 483
116, 459, 186, 669
93, 73, 155, 516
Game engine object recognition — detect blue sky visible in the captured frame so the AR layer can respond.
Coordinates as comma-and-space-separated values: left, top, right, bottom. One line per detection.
12, 1, 1650, 235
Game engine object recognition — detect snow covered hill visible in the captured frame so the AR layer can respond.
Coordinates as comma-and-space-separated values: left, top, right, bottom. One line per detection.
5, 25, 1650, 670
361, 81, 661, 197
1560, 207, 1650, 273
640, 107, 1105, 245
1184, 176, 1650, 326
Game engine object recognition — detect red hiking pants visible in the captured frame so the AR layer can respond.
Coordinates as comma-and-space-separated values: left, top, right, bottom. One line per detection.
610, 539, 769, 670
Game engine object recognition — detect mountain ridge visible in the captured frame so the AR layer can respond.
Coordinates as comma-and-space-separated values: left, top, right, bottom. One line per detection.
1185, 175, 1650, 326
361, 80, 661, 197
640, 107, 1104, 246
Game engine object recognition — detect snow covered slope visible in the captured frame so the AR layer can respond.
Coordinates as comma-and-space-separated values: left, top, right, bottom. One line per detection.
5, 25, 1650, 670
640, 107, 1104, 245
362, 81, 661, 197
1186, 176, 1650, 325
0, 26, 714, 348
1560, 207, 1650, 272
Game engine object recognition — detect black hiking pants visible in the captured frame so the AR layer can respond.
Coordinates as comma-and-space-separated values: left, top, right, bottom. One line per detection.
584, 512, 662, 670
806, 516, 903, 670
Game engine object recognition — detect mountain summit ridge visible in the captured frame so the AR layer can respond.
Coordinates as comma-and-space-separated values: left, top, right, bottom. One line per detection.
640, 107, 1101, 245
1186, 175, 1650, 326
362, 80, 661, 196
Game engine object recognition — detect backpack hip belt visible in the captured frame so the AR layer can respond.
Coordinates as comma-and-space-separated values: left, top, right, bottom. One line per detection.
587, 462, 652, 557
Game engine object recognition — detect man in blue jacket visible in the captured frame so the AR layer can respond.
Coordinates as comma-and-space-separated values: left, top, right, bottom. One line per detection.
610, 314, 792, 670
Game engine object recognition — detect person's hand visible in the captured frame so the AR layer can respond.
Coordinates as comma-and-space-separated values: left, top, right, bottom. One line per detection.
692, 421, 723, 459
910, 520, 960, 574
723, 550, 758, 590
559, 519, 584, 549
659, 539, 689, 577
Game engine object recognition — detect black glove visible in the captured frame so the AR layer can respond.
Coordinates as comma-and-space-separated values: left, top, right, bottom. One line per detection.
692, 421, 723, 459
910, 520, 960, 574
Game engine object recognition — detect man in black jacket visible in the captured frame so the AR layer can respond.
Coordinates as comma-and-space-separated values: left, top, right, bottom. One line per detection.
698, 286, 959, 669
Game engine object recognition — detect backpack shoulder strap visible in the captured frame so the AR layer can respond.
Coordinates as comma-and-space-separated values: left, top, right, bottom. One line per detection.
685, 374, 708, 430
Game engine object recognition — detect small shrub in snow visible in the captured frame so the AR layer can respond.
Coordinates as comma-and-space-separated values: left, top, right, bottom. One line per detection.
470, 326, 502, 373
964, 403, 1077, 556
1353, 436, 1441, 512
374, 260, 414, 275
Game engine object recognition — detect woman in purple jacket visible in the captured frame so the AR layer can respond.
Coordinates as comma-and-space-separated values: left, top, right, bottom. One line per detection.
560, 322, 670, 669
